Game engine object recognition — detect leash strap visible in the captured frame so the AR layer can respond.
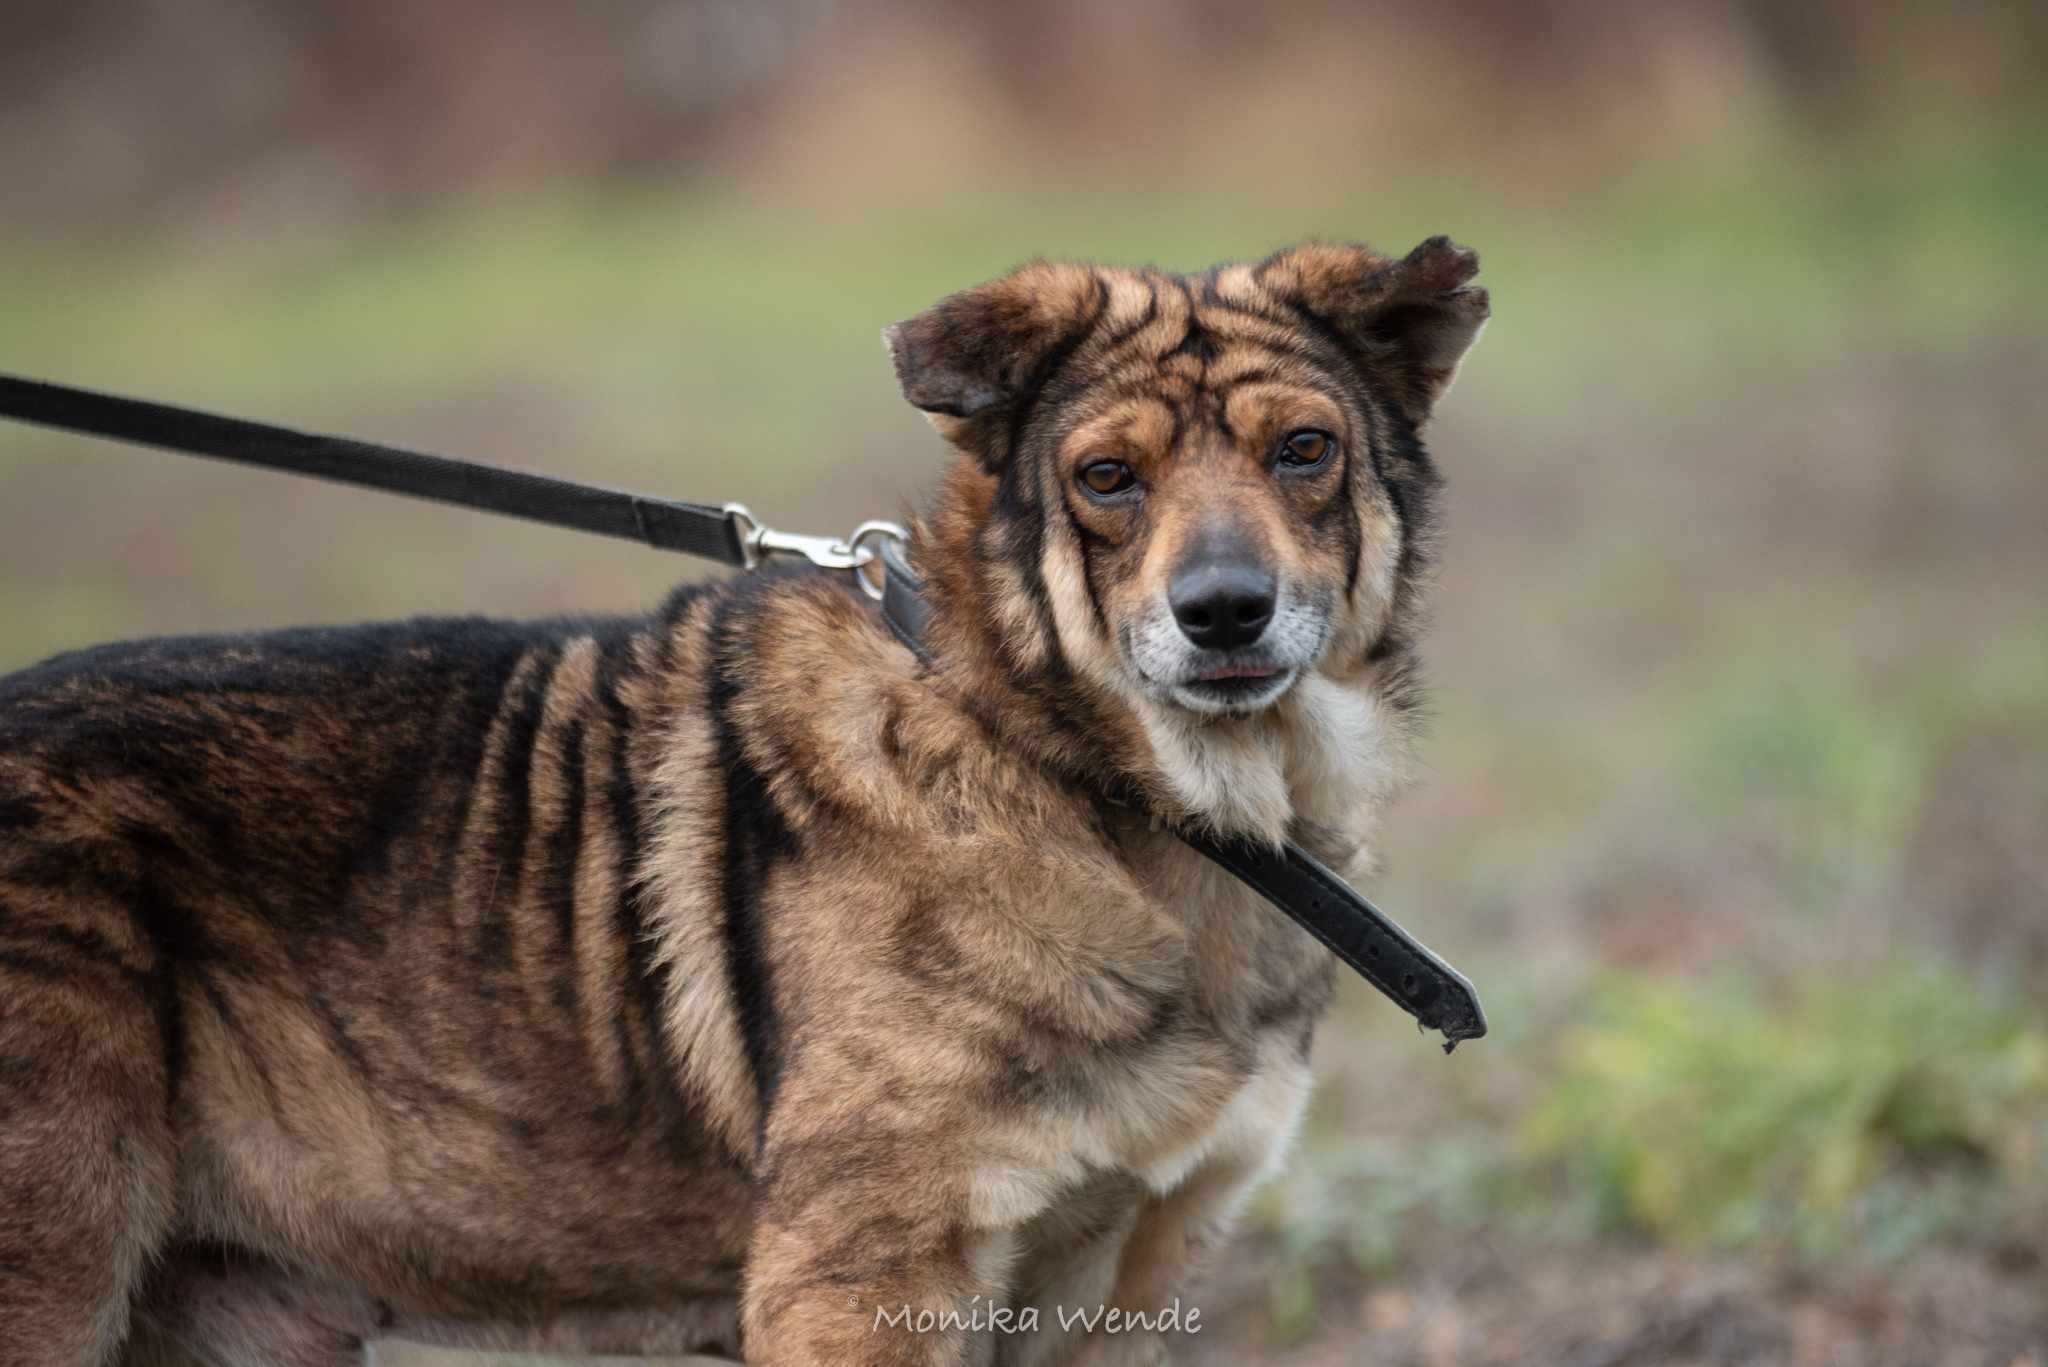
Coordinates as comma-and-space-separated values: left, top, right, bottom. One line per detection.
1182, 834, 1486, 1048
878, 541, 1485, 1050
0, 373, 749, 565
2, 371, 1484, 1050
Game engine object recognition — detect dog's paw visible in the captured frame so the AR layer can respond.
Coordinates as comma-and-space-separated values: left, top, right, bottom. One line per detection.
1066, 1328, 1171, 1367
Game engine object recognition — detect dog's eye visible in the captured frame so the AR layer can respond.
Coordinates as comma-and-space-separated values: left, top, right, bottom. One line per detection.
1079, 460, 1137, 497
1278, 430, 1333, 468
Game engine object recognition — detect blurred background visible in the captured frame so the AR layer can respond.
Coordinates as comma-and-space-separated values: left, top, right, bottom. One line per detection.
2, 3, 2043, 1363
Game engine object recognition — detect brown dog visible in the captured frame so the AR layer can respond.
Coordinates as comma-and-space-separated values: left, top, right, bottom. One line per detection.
0, 237, 1486, 1366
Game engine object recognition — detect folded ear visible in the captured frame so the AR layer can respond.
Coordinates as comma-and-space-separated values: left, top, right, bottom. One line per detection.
885, 261, 1105, 468
1257, 236, 1489, 425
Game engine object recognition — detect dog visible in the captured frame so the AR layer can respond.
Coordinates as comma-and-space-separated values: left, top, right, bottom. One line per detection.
0, 236, 1486, 1366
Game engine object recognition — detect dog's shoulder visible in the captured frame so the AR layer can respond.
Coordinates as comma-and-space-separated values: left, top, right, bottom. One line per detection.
717, 570, 1116, 855
716, 570, 1187, 1019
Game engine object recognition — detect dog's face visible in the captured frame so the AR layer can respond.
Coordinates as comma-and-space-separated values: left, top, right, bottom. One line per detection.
1053, 350, 1362, 718
889, 238, 1486, 727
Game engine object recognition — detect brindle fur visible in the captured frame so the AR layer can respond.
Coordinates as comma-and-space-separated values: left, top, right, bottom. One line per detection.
0, 238, 1486, 1366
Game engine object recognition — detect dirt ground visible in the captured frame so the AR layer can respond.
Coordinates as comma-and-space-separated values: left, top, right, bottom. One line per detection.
372, 1239, 2045, 1366
1179, 1241, 2046, 1367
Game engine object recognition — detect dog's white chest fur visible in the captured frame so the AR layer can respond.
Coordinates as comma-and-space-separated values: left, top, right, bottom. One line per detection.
1142, 671, 1408, 867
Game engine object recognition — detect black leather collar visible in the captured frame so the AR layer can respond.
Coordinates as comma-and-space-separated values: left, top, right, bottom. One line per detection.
876, 540, 1485, 1051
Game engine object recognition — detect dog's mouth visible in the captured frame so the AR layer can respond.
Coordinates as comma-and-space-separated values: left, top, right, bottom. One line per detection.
1125, 613, 1323, 717
1166, 664, 1299, 714
1193, 662, 1283, 683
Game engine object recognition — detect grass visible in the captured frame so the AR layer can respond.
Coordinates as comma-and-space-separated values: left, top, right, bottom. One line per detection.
1248, 960, 2047, 1349
1524, 967, 2048, 1256
3, 122, 2041, 415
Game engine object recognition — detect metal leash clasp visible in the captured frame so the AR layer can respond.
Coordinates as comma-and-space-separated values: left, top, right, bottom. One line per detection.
724, 503, 907, 600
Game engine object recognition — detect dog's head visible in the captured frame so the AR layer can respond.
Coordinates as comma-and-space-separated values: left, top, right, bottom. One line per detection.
888, 239, 1485, 833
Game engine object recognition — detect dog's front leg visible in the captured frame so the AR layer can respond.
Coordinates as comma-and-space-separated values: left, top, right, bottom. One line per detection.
742, 1127, 1009, 1367
1058, 1156, 1255, 1367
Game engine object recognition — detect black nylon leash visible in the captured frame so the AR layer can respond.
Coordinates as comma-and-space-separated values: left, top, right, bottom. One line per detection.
0, 373, 749, 565
0, 371, 1485, 1050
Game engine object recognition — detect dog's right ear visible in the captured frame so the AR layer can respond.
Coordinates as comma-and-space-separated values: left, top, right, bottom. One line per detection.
885, 262, 1104, 469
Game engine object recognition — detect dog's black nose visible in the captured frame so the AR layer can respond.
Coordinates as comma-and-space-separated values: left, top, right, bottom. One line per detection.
1170, 562, 1276, 650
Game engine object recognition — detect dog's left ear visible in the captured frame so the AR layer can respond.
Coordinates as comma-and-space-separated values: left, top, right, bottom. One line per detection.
885, 261, 1105, 468
1257, 236, 1489, 425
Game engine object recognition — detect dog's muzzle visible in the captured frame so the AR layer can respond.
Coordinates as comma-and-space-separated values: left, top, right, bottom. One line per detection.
1130, 579, 1330, 716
